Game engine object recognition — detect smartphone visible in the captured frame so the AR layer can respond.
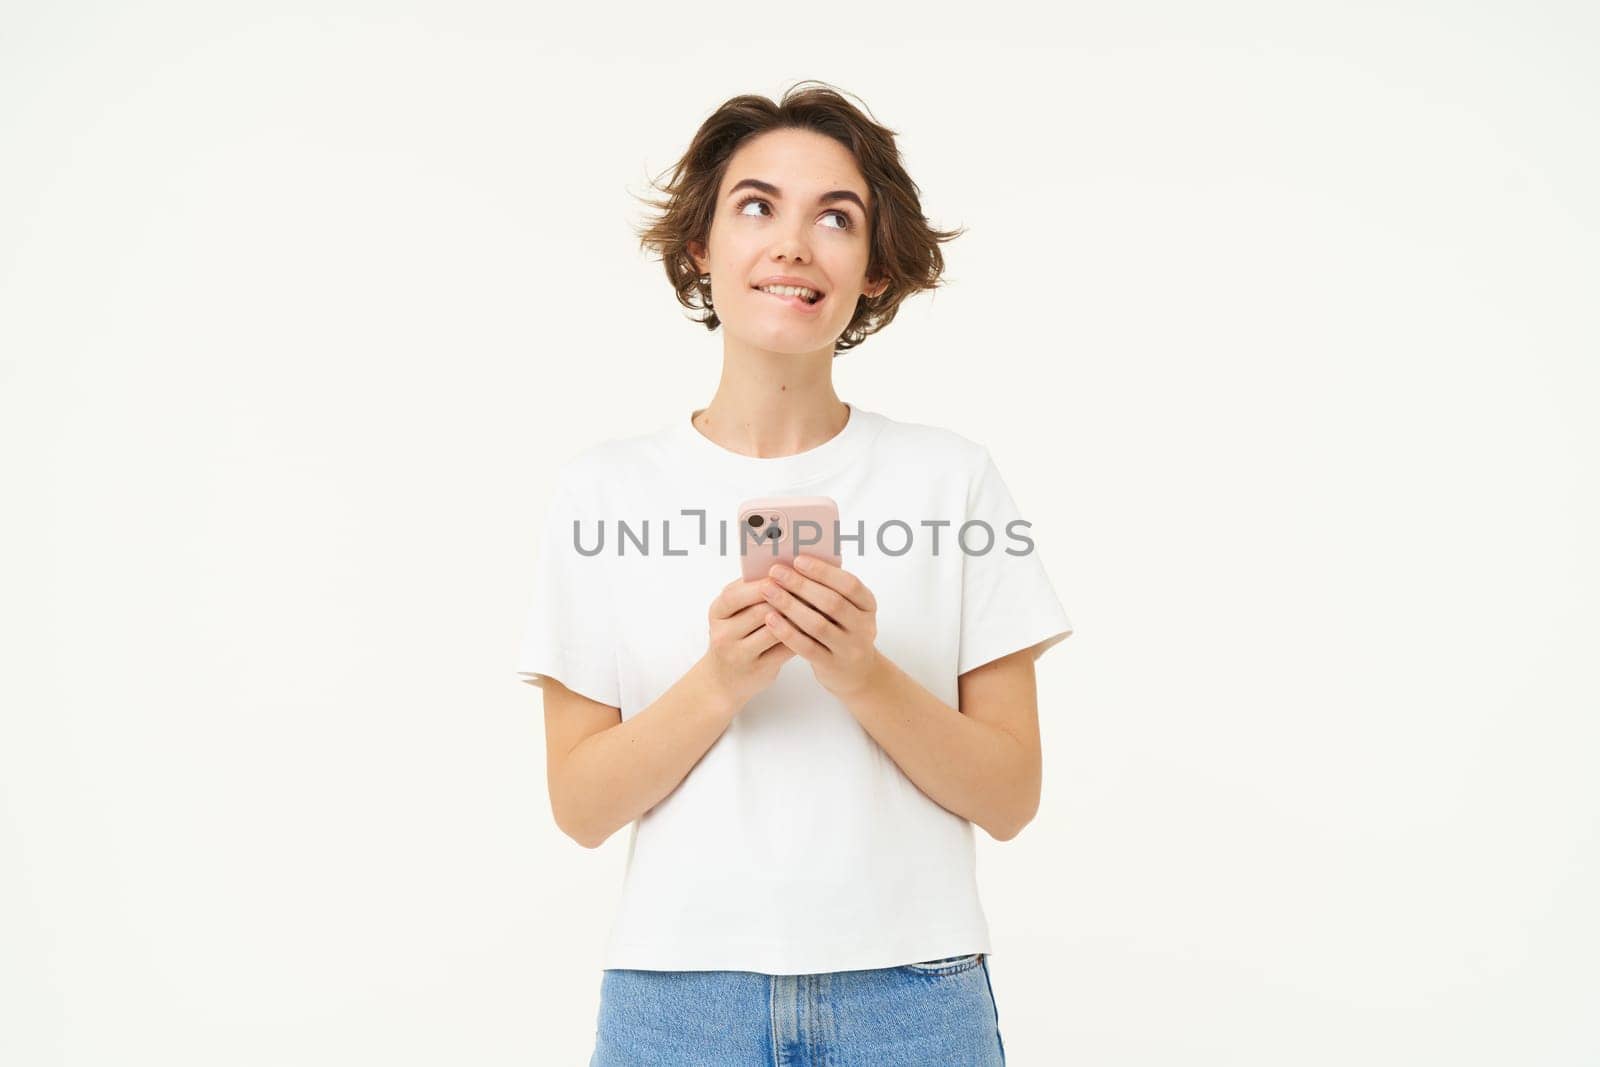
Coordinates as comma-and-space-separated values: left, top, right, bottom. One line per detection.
737, 496, 841, 582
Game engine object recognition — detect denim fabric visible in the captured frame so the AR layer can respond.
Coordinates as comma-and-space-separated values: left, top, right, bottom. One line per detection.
589, 953, 1006, 1065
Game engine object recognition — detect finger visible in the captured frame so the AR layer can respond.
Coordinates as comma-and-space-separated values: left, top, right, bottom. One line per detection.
755, 639, 795, 666
711, 576, 777, 620
768, 566, 856, 629
764, 590, 840, 652
738, 617, 787, 655
763, 608, 827, 660
723, 600, 776, 638
792, 556, 877, 613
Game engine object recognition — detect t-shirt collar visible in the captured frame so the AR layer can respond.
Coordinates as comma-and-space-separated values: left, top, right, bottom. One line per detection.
669, 401, 877, 490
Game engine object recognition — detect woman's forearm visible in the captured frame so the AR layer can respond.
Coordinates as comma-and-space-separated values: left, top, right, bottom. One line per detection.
556, 657, 740, 848
839, 651, 1037, 841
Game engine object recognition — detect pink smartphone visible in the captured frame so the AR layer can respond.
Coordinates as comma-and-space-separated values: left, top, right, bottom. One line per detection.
737, 496, 841, 582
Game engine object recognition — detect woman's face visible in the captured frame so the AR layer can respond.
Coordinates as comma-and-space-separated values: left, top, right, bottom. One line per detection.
690, 127, 887, 354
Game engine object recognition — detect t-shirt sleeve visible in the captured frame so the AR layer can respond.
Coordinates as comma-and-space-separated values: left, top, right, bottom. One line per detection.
515, 468, 622, 707
956, 449, 1076, 676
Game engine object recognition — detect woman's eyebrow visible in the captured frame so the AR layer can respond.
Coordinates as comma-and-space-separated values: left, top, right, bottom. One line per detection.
727, 177, 866, 215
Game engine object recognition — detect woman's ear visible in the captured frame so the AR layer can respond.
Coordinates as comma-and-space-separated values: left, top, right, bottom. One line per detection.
688, 240, 708, 275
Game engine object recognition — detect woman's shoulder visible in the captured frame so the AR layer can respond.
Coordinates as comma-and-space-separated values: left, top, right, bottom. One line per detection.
871, 409, 991, 471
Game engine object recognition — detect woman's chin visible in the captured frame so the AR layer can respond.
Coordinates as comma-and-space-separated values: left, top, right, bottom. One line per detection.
729, 321, 836, 354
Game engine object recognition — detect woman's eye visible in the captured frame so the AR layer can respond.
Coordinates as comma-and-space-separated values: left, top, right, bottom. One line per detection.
734, 195, 853, 232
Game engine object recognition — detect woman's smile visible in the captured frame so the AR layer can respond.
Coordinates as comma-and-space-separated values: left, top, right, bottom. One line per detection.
754, 286, 827, 314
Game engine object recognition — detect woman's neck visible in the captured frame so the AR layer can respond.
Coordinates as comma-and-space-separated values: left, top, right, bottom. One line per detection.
690, 387, 849, 460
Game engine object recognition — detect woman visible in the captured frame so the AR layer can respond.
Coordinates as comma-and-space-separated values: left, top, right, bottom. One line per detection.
517, 81, 1075, 1066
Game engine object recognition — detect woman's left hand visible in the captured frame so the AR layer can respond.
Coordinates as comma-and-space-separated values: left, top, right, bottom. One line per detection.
758, 555, 883, 699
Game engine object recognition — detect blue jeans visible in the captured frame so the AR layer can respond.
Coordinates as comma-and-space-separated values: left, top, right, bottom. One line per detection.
589, 952, 1006, 1065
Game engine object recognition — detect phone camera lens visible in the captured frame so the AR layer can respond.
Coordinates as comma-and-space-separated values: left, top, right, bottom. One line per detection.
746, 514, 764, 529
765, 526, 781, 541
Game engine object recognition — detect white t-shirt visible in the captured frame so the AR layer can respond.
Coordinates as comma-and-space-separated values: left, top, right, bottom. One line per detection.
516, 402, 1074, 974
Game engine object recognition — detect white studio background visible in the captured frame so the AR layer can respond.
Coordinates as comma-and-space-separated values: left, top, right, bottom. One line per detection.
3, 4, 1596, 1065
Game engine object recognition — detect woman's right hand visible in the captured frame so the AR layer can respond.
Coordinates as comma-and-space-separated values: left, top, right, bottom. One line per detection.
700, 576, 796, 710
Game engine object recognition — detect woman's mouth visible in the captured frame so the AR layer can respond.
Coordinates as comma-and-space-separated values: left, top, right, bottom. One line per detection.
753, 285, 825, 313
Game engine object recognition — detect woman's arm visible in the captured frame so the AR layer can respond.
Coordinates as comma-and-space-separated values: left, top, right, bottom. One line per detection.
839, 646, 1044, 842
757, 556, 1046, 842
543, 657, 739, 849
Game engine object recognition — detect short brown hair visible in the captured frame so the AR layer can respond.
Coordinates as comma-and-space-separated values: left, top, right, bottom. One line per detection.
631, 80, 965, 355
